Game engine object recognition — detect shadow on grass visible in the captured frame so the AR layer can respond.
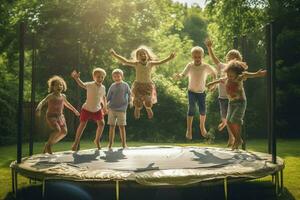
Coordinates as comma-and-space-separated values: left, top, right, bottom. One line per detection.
3, 180, 296, 200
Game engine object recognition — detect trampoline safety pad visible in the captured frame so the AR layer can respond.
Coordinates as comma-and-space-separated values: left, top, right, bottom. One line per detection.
10, 146, 284, 186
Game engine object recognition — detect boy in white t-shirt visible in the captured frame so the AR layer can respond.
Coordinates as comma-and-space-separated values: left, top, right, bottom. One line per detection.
71, 68, 108, 151
174, 46, 217, 140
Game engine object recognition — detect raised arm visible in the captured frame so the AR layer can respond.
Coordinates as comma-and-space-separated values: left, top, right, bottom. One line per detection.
71, 70, 86, 89
150, 52, 176, 65
62, 95, 80, 116
110, 49, 137, 67
205, 38, 221, 66
239, 69, 267, 80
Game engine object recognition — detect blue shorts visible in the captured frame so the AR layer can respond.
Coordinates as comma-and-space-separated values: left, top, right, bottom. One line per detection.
187, 91, 206, 116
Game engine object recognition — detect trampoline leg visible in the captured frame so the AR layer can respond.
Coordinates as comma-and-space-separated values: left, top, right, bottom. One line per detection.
15, 171, 19, 199
279, 170, 284, 194
275, 172, 279, 195
11, 169, 15, 195
224, 177, 228, 200
42, 179, 46, 198
116, 180, 120, 200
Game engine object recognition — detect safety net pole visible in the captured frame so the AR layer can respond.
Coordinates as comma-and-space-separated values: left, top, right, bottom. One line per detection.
17, 22, 25, 163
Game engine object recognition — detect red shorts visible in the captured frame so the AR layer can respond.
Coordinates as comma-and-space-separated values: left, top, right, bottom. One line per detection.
80, 108, 103, 122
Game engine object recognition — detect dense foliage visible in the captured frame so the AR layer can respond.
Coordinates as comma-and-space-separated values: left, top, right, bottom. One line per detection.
0, 0, 299, 144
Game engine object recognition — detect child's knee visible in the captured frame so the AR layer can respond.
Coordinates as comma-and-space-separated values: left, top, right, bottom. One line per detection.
97, 120, 105, 127
187, 106, 196, 116
144, 99, 152, 108
61, 128, 67, 135
53, 125, 61, 133
109, 125, 116, 129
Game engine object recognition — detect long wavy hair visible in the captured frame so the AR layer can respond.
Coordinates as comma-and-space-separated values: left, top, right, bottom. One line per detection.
131, 45, 157, 62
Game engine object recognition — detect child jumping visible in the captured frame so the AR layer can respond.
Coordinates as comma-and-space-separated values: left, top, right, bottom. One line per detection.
71, 68, 107, 151
205, 38, 243, 147
107, 69, 131, 150
174, 46, 217, 140
110, 46, 175, 119
36, 75, 80, 154
206, 60, 266, 150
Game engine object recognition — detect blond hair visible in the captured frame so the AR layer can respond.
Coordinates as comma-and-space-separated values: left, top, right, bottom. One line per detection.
112, 68, 123, 76
191, 46, 204, 56
226, 49, 243, 61
47, 75, 67, 93
131, 45, 157, 61
92, 68, 106, 77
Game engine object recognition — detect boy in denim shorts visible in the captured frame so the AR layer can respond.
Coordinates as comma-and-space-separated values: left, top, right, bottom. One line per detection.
107, 69, 131, 149
174, 46, 217, 140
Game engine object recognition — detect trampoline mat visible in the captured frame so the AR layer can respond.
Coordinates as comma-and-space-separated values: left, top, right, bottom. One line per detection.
11, 146, 285, 185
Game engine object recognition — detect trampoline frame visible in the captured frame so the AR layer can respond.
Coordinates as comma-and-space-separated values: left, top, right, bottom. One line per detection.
10, 166, 284, 200
12, 20, 282, 200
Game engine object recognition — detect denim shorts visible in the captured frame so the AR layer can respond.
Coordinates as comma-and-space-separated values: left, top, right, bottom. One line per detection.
226, 100, 247, 125
187, 91, 206, 116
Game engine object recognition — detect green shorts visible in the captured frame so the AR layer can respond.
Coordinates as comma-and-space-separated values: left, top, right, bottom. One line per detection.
226, 100, 247, 125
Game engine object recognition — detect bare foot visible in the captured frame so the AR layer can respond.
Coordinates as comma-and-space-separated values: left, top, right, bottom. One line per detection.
43, 144, 47, 154
107, 146, 113, 151
185, 130, 192, 140
71, 143, 79, 151
200, 127, 207, 138
122, 144, 128, 149
218, 122, 226, 131
43, 144, 52, 154
231, 139, 243, 150
146, 108, 153, 119
134, 108, 141, 119
227, 139, 234, 148
94, 139, 101, 150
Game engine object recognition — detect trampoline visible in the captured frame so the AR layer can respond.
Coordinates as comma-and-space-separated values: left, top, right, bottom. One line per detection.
10, 146, 284, 199
11, 22, 283, 200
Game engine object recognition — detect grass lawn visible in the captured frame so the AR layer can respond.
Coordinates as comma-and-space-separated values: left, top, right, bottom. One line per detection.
0, 139, 299, 200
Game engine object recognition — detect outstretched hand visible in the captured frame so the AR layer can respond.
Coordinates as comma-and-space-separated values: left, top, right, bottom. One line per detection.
206, 82, 216, 91
257, 69, 267, 77
71, 70, 80, 79
102, 107, 108, 115
205, 38, 213, 48
169, 52, 176, 59
74, 110, 80, 117
110, 48, 116, 56
173, 73, 182, 80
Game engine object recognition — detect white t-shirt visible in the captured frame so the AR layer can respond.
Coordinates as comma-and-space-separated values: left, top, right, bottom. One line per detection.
82, 81, 106, 112
217, 63, 228, 99
182, 62, 216, 93
134, 62, 154, 83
